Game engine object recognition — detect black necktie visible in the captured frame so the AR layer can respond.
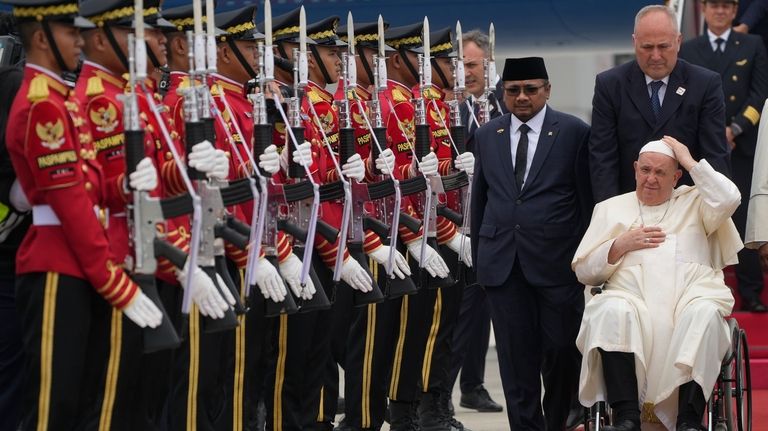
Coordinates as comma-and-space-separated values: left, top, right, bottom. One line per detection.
515, 124, 530, 190
469, 102, 480, 134
715, 37, 725, 54
650, 80, 663, 123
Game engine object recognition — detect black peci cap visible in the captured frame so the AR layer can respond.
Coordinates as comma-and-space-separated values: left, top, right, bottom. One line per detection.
502, 57, 549, 81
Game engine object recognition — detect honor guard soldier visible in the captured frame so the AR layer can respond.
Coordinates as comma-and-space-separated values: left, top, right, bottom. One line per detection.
381, 21, 456, 431
413, 27, 474, 431
1, 0, 166, 428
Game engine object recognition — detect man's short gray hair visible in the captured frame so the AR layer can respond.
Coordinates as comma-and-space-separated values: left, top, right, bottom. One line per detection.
462, 29, 489, 55
634, 5, 679, 34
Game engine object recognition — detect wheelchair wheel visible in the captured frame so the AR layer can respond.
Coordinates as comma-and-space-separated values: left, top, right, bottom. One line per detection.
584, 401, 611, 431
735, 329, 752, 431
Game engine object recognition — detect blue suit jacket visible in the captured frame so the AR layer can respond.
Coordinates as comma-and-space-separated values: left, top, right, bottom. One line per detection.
589, 59, 730, 203
470, 108, 591, 287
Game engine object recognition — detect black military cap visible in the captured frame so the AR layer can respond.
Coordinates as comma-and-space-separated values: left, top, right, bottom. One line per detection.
215, 5, 264, 42
502, 57, 549, 81
163, 2, 224, 34
702, 0, 738, 4
339, 20, 394, 52
80, 0, 174, 29
264, 7, 301, 43
385, 22, 423, 52
3, 0, 92, 28
429, 27, 456, 58
306, 16, 345, 46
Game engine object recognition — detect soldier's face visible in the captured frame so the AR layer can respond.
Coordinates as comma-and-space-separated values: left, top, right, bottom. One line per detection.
633, 10, 681, 80
432, 57, 454, 88
703, 1, 737, 34
634, 152, 682, 206
463, 41, 486, 98
316, 45, 341, 84
51, 22, 84, 72
356, 46, 376, 88
502, 79, 550, 122
145, 28, 168, 68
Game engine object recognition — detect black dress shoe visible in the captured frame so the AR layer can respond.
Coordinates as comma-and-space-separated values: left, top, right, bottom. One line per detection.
742, 298, 767, 312
601, 419, 640, 431
676, 422, 704, 431
459, 385, 503, 412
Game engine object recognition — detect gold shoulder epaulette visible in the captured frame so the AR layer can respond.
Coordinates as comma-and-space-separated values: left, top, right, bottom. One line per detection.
392, 87, 407, 102
27, 74, 49, 102
308, 88, 322, 104
86, 76, 105, 97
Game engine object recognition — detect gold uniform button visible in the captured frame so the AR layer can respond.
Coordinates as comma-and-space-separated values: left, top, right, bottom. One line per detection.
85, 181, 93, 191
732, 75, 738, 82
730, 95, 737, 102
81, 164, 88, 173
165, 152, 172, 160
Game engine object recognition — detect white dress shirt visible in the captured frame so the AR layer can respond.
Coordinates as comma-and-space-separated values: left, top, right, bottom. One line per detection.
509, 105, 547, 187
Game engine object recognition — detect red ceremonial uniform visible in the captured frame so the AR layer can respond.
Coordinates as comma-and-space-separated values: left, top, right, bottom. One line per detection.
8, 64, 138, 308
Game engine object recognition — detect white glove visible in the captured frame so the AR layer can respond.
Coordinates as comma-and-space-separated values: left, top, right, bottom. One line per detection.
128, 157, 158, 191
454, 152, 475, 176
340, 257, 373, 292
446, 233, 472, 267
258, 144, 280, 175
9, 179, 31, 212
406, 240, 450, 278
176, 263, 230, 318
278, 253, 316, 300
253, 257, 287, 302
280, 141, 313, 170
187, 140, 218, 174
374, 148, 396, 175
367, 245, 411, 280
342, 153, 365, 181
123, 291, 163, 328
209, 149, 229, 180
412, 151, 438, 177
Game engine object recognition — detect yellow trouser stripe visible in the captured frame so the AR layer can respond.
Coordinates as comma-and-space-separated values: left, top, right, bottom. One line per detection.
273, 314, 288, 431
389, 295, 409, 399
98, 308, 123, 431
421, 289, 442, 390
187, 306, 200, 431
233, 269, 247, 431
37, 272, 58, 431
362, 302, 376, 428
316, 386, 324, 422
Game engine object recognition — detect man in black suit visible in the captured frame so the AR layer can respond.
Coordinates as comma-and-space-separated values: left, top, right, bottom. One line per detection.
680, 0, 768, 312
444, 28, 504, 416
589, 4, 731, 203
470, 57, 590, 430
734, 0, 768, 49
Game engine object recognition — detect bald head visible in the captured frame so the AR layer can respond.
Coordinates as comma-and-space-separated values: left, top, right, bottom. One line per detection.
633, 6, 681, 80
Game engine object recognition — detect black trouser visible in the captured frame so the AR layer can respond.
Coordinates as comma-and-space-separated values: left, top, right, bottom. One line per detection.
0, 273, 23, 431
731, 151, 764, 303
16, 273, 101, 430
484, 261, 584, 431
265, 254, 334, 431
448, 281, 491, 394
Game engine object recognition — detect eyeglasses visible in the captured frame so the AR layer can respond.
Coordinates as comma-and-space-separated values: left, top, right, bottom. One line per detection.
504, 84, 547, 96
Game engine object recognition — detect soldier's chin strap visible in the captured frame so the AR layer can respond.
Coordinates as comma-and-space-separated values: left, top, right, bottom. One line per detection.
398, 48, 419, 85
431, 58, 450, 90
360, 48, 375, 87
226, 39, 257, 79
41, 21, 71, 74
103, 24, 130, 72
309, 44, 332, 86
145, 40, 162, 70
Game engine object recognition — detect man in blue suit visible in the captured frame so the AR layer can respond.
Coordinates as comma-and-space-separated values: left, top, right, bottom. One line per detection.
470, 57, 591, 431
589, 4, 731, 204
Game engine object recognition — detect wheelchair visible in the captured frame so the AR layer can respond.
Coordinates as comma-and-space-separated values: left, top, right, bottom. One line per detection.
581, 287, 752, 431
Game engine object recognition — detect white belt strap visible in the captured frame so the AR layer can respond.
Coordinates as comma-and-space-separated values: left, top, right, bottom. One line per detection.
33, 204, 109, 228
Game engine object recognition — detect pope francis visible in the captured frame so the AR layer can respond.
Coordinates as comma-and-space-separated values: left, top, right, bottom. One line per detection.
572, 136, 743, 431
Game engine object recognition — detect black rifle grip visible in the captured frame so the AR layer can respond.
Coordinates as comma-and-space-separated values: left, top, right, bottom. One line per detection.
124, 130, 145, 178
372, 127, 387, 175
153, 238, 188, 269
451, 125, 466, 158
253, 124, 273, 177
339, 128, 356, 167
185, 121, 207, 180
203, 118, 216, 144
414, 124, 431, 160
398, 211, 422, 234
288, 126, 306, 179
131, 273, 182, 353
436, 206, 463, 225
363, 217, 390, 243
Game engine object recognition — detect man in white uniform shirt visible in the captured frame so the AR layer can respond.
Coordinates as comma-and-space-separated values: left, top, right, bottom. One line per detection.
573, 136, 742, 431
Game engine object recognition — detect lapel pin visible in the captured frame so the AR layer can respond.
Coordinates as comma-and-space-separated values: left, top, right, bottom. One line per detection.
497, 128, 504, 134
676, 87, 686, 96
547, 131, 553, 136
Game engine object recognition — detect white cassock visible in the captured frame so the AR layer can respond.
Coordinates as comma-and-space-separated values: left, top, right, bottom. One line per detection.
745, 98, 768, 248
572, 159, 743, 430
